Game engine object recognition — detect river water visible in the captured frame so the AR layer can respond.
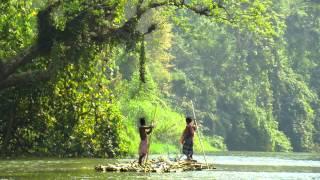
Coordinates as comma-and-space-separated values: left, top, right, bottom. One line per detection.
0, 152, 319, 179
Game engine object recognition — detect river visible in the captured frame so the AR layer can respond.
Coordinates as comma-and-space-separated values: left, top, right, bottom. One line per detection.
0, 152, 319, 179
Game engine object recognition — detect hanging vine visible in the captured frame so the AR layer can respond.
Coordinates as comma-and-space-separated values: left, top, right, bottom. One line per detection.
139, 36, 146, 83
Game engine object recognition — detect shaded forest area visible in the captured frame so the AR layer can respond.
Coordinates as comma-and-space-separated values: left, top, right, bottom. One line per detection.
0, 0, 319, 157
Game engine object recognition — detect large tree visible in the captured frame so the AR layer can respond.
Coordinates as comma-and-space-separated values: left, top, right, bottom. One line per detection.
0, 0, 278, 90
0, 0, 284, 156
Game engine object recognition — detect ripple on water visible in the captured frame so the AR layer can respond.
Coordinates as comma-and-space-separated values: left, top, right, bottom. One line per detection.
0, 153, 320, 179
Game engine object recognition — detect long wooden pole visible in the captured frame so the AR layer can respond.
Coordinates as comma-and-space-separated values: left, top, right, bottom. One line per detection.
191, 100, 209, 168
145, 105, 158, 164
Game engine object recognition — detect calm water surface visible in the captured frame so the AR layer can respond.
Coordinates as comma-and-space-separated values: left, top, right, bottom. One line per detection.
0, 152, 319, 179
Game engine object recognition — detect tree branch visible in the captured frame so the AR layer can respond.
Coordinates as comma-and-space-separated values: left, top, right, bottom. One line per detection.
0, 45, 40, 82
0, 0, 235, 90
0, 70, 51, 90
0, 2, 61, 89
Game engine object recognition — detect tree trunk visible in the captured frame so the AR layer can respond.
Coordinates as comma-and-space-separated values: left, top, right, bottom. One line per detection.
2, 103, 16, 155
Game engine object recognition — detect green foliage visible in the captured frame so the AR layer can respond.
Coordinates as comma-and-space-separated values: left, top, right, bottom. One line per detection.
206, 135, 228, 151
44, 59, 123, 157
114, 68, 223, 156
0, 0, 37, 59
0, 45, 126, 157
1, 0, 320, 158
168, 1, 319, 152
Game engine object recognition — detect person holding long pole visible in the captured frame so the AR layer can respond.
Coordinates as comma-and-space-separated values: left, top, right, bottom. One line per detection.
191, 100, 209, 167
138, 117, 154, 165
179, 116, 197, 160
145, 106, 158, 164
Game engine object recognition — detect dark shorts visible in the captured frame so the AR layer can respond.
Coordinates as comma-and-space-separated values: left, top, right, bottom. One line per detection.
183, 138, 193, 156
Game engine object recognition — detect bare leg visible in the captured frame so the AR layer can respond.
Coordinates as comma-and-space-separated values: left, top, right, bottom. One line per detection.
187, 154, 192, 160
139, 154, 146, 165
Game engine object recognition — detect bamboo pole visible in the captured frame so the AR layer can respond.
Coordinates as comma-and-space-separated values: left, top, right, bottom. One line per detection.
191, 100, 209, 168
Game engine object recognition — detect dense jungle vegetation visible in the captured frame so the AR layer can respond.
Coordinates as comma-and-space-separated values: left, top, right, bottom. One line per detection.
0, 0, 319, 157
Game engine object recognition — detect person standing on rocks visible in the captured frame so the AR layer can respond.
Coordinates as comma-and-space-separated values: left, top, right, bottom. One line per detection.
180, 116, 197, 160
138, 117, 154, 165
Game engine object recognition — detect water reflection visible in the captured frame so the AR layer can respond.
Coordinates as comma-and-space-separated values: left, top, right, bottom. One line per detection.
0, 152, 320, 179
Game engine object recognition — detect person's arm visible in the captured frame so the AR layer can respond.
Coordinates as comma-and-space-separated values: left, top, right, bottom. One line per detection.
140, 125, 153, 129
145, 125, 154, 135
179, 135, 184, 144
188, 125, 194, 136
146, 127, 152, 134
180, 127, 187, 144
193, 124, 197, 131
192, 121, 197, 131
